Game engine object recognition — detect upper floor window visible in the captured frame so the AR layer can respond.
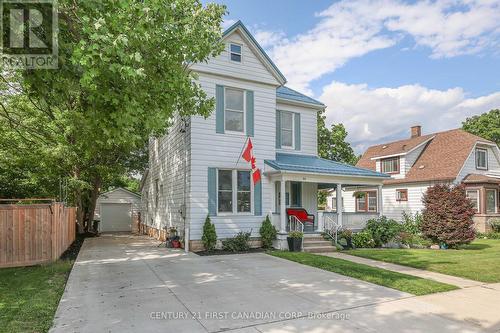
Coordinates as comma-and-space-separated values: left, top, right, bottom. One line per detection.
225, 88, 245, 133
381, 157, 400, 174
230, 43, 242, 62
476, 148, 488, 170
281, 111, 294, 148
466, 189, 479, 213
218, 169, 252, 214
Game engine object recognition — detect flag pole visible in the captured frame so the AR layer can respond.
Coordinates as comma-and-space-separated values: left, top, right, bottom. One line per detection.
235, 136, 249, 168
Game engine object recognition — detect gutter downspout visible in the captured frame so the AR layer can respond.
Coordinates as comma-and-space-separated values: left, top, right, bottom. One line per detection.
181, 117, 190, 253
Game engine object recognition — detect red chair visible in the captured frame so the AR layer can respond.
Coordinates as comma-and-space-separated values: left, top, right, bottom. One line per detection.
286, 208, 315, 229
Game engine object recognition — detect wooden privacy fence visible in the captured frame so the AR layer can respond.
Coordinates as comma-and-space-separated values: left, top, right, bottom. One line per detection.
0, 202, 76, 268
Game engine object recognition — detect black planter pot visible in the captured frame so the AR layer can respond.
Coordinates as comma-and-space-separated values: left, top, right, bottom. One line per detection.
287, 237, 303, 252
346, 238, 353, 249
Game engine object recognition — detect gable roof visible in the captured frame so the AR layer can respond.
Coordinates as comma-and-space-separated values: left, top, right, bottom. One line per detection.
357, 128, 496, 184
277, 86, 325, 108
99, 187, 141, 199
265, 153, 389, 179
223, 20, 286, 85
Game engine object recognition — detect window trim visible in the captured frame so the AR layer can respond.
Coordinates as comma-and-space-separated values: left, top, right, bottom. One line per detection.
466, 189, 480, 213
224, 87, 246, 134
229, 43, 242, 63
475, 148, 488, 170
217, 169, 253, 215
355, 191, 378, 212
485, 188, 498, 214
396, 189, 408, 202
381, 157, 400, 174
280, 111, 295, 149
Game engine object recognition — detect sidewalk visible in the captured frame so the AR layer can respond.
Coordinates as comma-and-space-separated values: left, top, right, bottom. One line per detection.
321, 252, 483, 288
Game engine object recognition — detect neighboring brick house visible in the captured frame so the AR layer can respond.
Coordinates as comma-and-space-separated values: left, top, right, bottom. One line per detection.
329, 126, 500, 232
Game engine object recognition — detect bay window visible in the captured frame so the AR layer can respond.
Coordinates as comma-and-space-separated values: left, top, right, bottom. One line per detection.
486, 189, 497, 214
466, 190, 479, 213
218, 169, 252, 214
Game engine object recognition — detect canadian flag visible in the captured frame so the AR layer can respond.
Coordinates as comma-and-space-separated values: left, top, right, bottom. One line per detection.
241, 138, 261, 185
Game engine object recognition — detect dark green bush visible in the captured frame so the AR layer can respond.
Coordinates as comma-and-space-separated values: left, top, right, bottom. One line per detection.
222, 231, 251, 252
365, 216, 401, 247
489, 218, 500, 233
201, 215, 217, 251
401, 211, 422, 235
259, 215, 277, 249
352, 230, 375, 248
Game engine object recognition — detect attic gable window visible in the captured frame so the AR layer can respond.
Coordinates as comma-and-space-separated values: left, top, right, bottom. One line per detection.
476, 148, 488, 170
230, 43, 242, 62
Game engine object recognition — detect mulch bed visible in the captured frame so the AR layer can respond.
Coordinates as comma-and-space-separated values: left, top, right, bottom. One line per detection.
194, 248, 267, 256
60, 232, 98, 261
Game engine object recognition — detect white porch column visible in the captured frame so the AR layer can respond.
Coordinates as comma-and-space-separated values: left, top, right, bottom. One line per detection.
280, 176, 287, 233
336, 184, 343, 228
378, 184, 384, 216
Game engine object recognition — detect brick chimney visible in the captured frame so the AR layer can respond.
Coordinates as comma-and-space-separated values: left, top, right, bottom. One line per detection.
411, 125, 421, 138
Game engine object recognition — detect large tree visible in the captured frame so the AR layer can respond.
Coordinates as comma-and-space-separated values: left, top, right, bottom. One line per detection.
0, 0, 226, 231
462, 109, 500, 145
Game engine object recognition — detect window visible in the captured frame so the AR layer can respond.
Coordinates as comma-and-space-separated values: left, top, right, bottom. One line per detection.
230, 43, 242, 62
396, 189, 408, 202
356, 191, 377, 212
331, 197, 344, 212
486, 189, 497, 214
218, 169, 252, 214
381, 157, 399, 174
290, 182, 301, 207
281, 111, 294, 148
476, 148, 488, 170
225, 88, 245, 132
466, 190, 479, 213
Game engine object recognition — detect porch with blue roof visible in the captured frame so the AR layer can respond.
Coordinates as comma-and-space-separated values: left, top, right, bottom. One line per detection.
264, 153, 389, 249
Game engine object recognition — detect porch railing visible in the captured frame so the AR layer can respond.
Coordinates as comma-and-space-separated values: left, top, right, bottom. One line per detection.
323, 212, 341, 242
321, 211, 379, 235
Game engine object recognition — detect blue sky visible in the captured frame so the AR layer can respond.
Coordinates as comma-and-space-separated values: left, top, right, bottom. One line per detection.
206, 0, 500, 153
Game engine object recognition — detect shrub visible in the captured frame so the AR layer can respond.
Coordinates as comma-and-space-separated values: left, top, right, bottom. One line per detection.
352, 230, 375, 248
489, 218, 500, 233
401, 211, 422, 235
339, 228, 353, 241
222, 231, 251, 252
201, 215, 217, 251
365, 216, 401, 247
477, 232, 500, 239
288, 231, 303, 239
259, 215, 277, 249
421, 184, 476, 247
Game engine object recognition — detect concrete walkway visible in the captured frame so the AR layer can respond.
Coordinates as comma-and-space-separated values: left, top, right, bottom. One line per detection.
50, 235, 498, 333
322, 252, 483, 288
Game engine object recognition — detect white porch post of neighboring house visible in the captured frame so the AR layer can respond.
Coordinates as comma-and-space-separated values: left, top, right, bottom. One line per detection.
336, 183, 343, 228
280, 175, 287, 233
378, 184, 384, 216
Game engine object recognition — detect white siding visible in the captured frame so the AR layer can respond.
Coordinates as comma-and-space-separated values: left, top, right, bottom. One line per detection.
95, 188, 141, 220
276, 102, 318, 156
456, 145, 500, 183
141, 114, 191, 233
301, 182, 318, 219
190, 31, 279, 86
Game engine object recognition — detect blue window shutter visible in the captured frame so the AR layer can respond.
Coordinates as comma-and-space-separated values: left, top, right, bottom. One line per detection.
246, 90, 254, 137
208, 167, 217, 216
294, 112, 301, 150
216, 85, 224, 134
254, 180, 262, 216
276, 110, 281, 149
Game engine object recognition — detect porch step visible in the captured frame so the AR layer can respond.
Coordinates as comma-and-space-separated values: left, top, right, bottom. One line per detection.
303, 246, 336, 253
303, 240, 333, 247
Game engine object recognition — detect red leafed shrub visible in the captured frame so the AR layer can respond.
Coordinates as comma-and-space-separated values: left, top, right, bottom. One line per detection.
421, 184, 476, 247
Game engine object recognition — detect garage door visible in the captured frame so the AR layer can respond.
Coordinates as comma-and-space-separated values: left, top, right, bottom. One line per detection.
100, 203, 132, 232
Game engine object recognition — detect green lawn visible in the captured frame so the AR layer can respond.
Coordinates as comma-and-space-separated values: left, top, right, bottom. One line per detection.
269, 251, 457, 295
0, 261, 73, 333
346, 239, 500, 283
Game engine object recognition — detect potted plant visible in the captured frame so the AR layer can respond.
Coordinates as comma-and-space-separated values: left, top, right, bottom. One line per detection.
169, 227, 181, 248
339, 228, 353, 249
287, 231, 303, 252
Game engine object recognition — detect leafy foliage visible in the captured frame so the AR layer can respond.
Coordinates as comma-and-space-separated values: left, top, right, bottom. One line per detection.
489, 218, 500, 233
401, 211, 423, 235
222, 231, 251, 252
352, 230, 376, 248
462, 109, 500, 146
421, 184, 476, 247
201, 215, 217, 252
365, 216, 401, 247
288, 231, 304, 239
259, 215, 277, 249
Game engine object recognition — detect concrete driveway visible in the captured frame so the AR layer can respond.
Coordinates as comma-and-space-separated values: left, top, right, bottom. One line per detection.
51, 235, 488, 333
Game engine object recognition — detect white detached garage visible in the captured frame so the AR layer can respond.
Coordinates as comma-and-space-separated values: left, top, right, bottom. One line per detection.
94, 188, 141, 232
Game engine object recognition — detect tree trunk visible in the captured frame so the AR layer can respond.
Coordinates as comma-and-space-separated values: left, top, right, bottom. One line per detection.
87, 175, 101, 232
73, 168, 85, 234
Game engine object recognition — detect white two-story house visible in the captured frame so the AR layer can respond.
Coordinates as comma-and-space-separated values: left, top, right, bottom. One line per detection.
140, 21, 388, 251
330, 126, 500, 232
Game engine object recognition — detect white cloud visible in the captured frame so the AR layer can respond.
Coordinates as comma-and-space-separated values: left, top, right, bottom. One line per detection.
319, 82, 500, 153
266, 0, 500, 91
253, 29, 287, 49
222, 19, 237, 30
